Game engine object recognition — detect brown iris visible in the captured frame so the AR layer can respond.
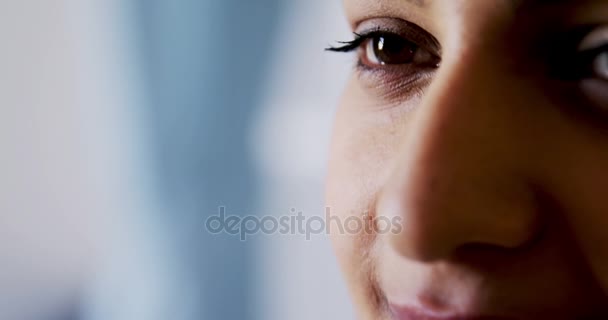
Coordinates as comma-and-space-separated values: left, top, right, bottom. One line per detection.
364, 34, 417, 66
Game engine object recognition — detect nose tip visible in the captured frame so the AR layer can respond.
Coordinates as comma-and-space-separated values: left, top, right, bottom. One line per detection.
377, 175, 542, 263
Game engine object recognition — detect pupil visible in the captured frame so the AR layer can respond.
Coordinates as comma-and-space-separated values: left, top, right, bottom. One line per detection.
374, 35, 416, 65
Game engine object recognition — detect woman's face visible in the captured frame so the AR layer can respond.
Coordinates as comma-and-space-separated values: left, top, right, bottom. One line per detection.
325, 0, 608, 319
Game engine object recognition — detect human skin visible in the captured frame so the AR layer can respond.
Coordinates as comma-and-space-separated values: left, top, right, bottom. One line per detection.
325, 0, 608, 319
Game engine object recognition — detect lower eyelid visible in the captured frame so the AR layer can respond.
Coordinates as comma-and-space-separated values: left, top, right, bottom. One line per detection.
581, 79, 608, 107
354, 65, 435, 104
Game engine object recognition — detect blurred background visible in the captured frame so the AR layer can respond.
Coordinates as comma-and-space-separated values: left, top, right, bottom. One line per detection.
0, 0, 355, 319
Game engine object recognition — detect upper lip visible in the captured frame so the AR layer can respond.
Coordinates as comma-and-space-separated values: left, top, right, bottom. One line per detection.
389, 303, 516, 320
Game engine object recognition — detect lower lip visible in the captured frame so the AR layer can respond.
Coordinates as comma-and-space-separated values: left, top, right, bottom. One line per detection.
389, 304, 513, 320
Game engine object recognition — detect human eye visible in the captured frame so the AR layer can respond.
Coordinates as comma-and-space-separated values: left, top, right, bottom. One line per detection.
327, 30, 439, 68
327, 18, 441, 101
576, 25, 608, 109
549, 24, 608, 112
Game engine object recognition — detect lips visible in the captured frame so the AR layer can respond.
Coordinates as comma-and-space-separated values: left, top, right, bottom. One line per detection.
388, 304, 516, 320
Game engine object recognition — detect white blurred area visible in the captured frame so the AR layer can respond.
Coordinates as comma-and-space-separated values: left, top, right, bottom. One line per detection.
252, 1, 355, 319
0, 1, 173, 319
1, 0, 356, 319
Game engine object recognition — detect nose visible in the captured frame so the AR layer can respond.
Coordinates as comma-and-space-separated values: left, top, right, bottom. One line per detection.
378, 50, 545, 263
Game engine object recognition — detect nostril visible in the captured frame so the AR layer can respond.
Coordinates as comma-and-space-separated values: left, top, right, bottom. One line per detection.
449, 234, 547, 273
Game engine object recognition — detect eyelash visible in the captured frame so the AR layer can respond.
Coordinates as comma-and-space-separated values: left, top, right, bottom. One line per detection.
326, 30, 393, 53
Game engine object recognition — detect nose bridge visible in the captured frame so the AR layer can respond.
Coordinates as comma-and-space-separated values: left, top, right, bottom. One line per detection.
379, 50, 541, 262
408, 52, 515, 172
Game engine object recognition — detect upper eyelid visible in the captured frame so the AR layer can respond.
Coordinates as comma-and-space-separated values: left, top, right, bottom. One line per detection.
358, 19, 441, 52
327, 17, 441, 52
326, 27, 439, 55
579, 43, 608, 57
579, 25, 608, 50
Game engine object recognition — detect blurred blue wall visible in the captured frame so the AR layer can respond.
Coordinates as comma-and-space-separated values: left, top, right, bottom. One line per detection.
130, 1, 282, 319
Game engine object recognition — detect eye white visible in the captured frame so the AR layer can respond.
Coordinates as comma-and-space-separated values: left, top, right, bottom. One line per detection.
593, 51, 608, 80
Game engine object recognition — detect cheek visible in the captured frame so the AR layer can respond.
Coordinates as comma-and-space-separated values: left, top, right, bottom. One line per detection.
325, 81, 418, 317
325, 78, 421, 257
533, 105, 608, 294
325, 82, 401, 231
546, 149, 608, 292
326, 80, 415, 201
324, 83, 393, 315
550, 170, 608, 298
